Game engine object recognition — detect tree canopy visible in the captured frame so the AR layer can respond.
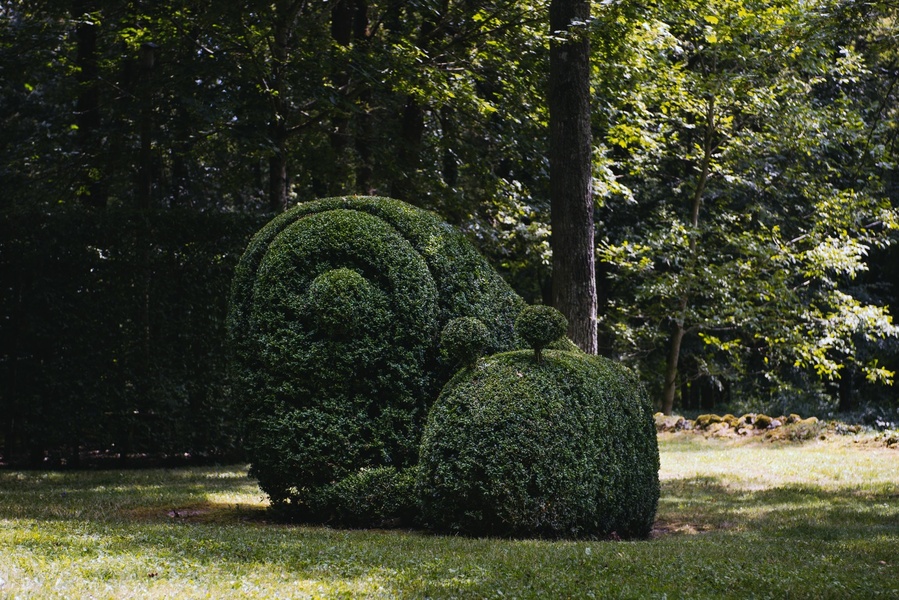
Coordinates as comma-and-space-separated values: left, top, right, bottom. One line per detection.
594, 0, 899, 413
2, 0, 898, 465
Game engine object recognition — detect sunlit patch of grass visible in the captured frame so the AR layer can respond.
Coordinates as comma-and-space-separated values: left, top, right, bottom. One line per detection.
1, 440, 897, 598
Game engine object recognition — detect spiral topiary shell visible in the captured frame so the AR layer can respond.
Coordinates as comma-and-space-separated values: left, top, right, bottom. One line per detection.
228, 196, 525, 516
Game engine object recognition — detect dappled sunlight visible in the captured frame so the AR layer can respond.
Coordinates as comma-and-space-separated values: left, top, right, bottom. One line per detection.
2, 443, 898, 598
658, 472, 899, 541
2, 515, 491, 598
658, 435, 899, 492
205, 491, 269, 510
3, 541, 408, 599
197, 468, 253, 480
653, 437, 899, 545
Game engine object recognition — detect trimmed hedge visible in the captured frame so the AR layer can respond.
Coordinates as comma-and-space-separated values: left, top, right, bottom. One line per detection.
440, 317, 491, 369
228, 196, 526, 516
417, 349, 660, 539
0, 207, 264, 466
304, 466, 419, 528
515, 304, 567, 361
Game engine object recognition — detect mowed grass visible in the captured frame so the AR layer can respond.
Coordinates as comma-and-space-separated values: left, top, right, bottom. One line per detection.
0, 435, 897, 599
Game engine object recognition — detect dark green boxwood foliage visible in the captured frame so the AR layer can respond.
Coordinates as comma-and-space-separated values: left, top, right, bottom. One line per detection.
441, 317, 490, 368
228, 196, 526, 518
417, 350, 660, 539
1, 207, 263, 466
305, 466, 419, 528
515, 305, 568, 361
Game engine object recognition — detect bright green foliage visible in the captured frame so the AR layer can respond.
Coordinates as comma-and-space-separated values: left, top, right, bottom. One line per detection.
228, 196, 525, 517
514, 304, 568, 361
440, 317, 491, 369
417, 350, 660, 539
594, 0, 899, 411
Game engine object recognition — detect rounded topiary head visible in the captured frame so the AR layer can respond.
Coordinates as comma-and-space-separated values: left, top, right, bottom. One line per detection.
417, 350, 660, 540
307, 267, 381, 335
441, 317, 490, 368
515, 305, 568, 361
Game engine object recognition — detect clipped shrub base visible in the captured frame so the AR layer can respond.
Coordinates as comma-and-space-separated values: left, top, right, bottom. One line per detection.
417, 350, 660, 539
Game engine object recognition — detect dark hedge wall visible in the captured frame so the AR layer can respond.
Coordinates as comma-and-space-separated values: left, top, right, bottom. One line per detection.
0, 207, 265, 467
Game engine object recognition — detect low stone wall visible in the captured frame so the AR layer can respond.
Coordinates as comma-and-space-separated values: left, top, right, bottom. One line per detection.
655, 412, 899, 447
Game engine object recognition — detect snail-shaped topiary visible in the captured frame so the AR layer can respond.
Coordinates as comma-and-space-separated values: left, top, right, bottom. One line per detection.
515, 304, 568, 362
441, 317, 491, 368
417, 306, 660, 539
227, 196, 526, 519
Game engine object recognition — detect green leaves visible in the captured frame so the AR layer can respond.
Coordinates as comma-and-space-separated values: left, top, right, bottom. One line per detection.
418, 350, 659, 539
596, 0, 899, 409
230, 196, 526, 518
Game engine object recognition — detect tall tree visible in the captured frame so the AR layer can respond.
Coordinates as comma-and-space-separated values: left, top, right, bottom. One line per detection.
597, 0, 899, 413
549, 0, 596, 353
72, 1, 107, 207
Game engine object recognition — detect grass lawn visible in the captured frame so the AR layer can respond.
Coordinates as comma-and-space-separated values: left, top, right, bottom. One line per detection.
1, 434, 897, 599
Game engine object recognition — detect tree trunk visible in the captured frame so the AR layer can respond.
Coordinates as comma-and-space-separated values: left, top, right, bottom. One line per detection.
660, 97, 715, 414
662, 309, 686, 415
549, 0, 596, 354
137, 42, 157, 210
355, 93, 373, 192
351, 1, 373, 192
390, 96, 424, 201
267, 5, 295, 212
440, 106, 459, 189
329, 0, 370, 195
389, 8, 441, 202
268, 142, 289, 212
837, 365, 855, 412
329, 0, 353, 194
267, 100, 289, 212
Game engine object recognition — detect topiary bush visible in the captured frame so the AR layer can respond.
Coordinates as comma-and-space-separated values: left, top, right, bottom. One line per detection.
417, 348, 660, 539
305, 466, 419, 528
441, 317, 491, 369
515, 304, 568, 362
227, 196, 526, 519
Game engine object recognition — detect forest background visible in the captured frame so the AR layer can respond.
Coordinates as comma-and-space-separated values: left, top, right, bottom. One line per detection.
2, 0, 899, 467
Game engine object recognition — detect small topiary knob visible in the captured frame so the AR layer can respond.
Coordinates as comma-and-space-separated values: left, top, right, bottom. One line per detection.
441, 317, 490, 369
307, 267, 377, 335
515, 305, 567, 362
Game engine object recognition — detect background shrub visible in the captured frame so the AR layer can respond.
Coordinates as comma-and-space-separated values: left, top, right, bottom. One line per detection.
228, 196, 526, 518
417, 350, 660, 539
0, 207, 262, 467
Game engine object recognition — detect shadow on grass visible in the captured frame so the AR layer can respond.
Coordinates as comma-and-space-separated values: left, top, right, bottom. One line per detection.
2, 466, 896, 537
0, 466, 264, 524
2, 466, 898, 598
656, 475, 899, 541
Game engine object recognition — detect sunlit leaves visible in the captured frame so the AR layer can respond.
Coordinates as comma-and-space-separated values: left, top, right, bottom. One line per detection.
597, 0, 899, 406
790, 291, 898, 382
803, 237, 869, 280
